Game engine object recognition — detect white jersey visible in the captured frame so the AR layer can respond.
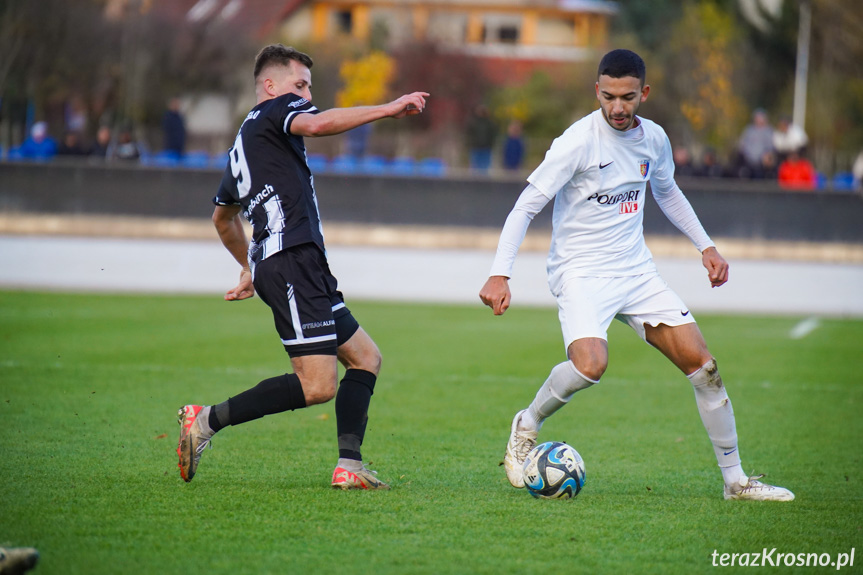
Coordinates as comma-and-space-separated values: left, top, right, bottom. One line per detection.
525, 109, 706, 292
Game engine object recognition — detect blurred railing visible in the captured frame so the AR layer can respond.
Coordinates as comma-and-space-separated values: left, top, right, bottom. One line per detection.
0, 160, 861, 245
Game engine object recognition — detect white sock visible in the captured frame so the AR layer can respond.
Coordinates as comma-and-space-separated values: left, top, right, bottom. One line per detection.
721, 464, 747, 487
688, 359, 746, 485
197, 405, 215, 438
338, 458, 363, 472
520, 361, 598, 432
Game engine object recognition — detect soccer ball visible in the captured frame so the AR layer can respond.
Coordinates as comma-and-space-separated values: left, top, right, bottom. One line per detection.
523, 441, 586, 499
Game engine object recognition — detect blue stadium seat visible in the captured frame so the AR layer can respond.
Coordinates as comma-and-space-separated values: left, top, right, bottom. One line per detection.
145, 150, 180, 167
306, 153, 328, 173
7, 147, 25, 161
330, 154, 358, 174
831, 172, 855, 192
416, 157, 447, 177
181, 151, 211, 169
359, 155, 388, 175
815, 172, 828, 190
210, 152, 229, 169
389, 156, 415, 175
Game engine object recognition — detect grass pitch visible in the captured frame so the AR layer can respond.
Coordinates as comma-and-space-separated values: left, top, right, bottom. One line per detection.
1, 290, 861, 574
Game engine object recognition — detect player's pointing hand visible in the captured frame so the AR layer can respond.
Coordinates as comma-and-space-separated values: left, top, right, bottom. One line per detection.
389, 92, 430, 119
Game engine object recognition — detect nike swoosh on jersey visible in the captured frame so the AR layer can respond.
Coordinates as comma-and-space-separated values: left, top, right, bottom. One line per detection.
681, 310, 690, 316
599, 161, 614, 169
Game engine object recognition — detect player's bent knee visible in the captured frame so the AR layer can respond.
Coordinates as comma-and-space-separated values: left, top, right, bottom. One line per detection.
341, 346, 382, 375
302, 379, 337, 405
338, 331, 382, 375
567, 338, 608, 381
570, 358, 606, 382
362, 346, 382, 376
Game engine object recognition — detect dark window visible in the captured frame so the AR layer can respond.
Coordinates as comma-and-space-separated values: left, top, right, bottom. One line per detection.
336, 10, 352, 33
499, 26, 519, 43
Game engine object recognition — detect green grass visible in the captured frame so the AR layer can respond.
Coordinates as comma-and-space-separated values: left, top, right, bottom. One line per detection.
1, 290, 861, 574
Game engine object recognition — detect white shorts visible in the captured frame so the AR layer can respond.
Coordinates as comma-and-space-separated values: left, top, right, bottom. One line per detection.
556, 271, 695, 350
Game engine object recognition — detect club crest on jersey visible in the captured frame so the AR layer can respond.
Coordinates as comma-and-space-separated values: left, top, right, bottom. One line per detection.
639, 160, 650, 179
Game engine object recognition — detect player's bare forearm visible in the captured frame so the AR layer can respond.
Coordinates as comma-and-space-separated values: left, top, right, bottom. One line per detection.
212, 205, 255, 301
702, 246, 729, 288
290, 92, 429, 137
213, 205, 249, 268
479, 276, 512, 316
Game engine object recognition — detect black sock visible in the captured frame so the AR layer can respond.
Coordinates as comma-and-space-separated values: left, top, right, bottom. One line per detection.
211, 373, 306, 428
209, 401, 230, 433
335, 369, 376, 461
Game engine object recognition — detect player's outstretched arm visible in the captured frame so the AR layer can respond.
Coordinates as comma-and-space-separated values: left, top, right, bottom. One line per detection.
212, 205, 255, 301
479, 275, 512, 316
290, 92, 429, 137
702, 246, 729, 288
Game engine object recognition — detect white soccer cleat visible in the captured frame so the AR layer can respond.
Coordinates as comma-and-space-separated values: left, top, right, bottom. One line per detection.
504, 409, 537, 489
724, 474, 795, 501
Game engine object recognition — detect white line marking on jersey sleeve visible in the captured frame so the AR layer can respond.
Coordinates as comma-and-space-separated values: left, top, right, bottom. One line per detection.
789, 317, 820, 339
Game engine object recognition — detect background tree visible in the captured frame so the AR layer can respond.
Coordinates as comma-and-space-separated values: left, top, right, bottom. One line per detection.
0, 0, 253, 151
663, 1, 747, 155
613, 0, 862, 173
336, 51, 395, 108
488, 67, 597, 167
388, 41, 491, 163
805, 0, 863, 171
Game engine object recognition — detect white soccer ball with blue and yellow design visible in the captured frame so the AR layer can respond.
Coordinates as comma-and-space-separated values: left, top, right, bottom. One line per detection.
523, 441, 586, 499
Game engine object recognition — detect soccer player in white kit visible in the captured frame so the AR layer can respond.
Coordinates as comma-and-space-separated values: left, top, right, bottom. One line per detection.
479, 49, 794, 501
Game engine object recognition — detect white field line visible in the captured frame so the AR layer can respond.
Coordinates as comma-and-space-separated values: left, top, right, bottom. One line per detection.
789, 317, 821, 339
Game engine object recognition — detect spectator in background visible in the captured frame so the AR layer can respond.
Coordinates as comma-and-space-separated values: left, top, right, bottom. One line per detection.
113, 126, 141, 161
777, 150, 817, 191
65, 96, 88, 135
673, 147, 695, 177
90, 126, 112, 158
772, 115, 808, 161
694, 148, 725, 178
758, 151, 778, 180
346, 123, 372, 158
162, 97, 187, 157
502, 120, 524, 172
466, 105, 497, 172
57, 131, 89, 156
19, 122, 57, 160
736, 108, 774, 178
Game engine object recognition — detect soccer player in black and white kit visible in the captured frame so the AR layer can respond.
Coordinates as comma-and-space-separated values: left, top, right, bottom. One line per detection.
480, 50, 794, 501
177, 45, 428, 489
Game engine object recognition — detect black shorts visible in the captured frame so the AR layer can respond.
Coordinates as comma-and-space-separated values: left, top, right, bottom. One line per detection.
253, 243, 360, 357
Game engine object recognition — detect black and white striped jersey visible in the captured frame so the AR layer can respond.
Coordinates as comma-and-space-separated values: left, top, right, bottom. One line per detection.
214, 93, 324, 266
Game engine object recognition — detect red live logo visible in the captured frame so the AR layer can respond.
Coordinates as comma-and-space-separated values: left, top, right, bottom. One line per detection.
620, 202, 638, 214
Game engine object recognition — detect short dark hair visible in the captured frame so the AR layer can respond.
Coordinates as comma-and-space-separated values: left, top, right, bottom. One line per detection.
253, 44, 313, 79
597, 49, 646, 85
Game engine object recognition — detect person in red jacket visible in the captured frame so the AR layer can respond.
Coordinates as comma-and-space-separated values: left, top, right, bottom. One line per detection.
778, 150, 817, 190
